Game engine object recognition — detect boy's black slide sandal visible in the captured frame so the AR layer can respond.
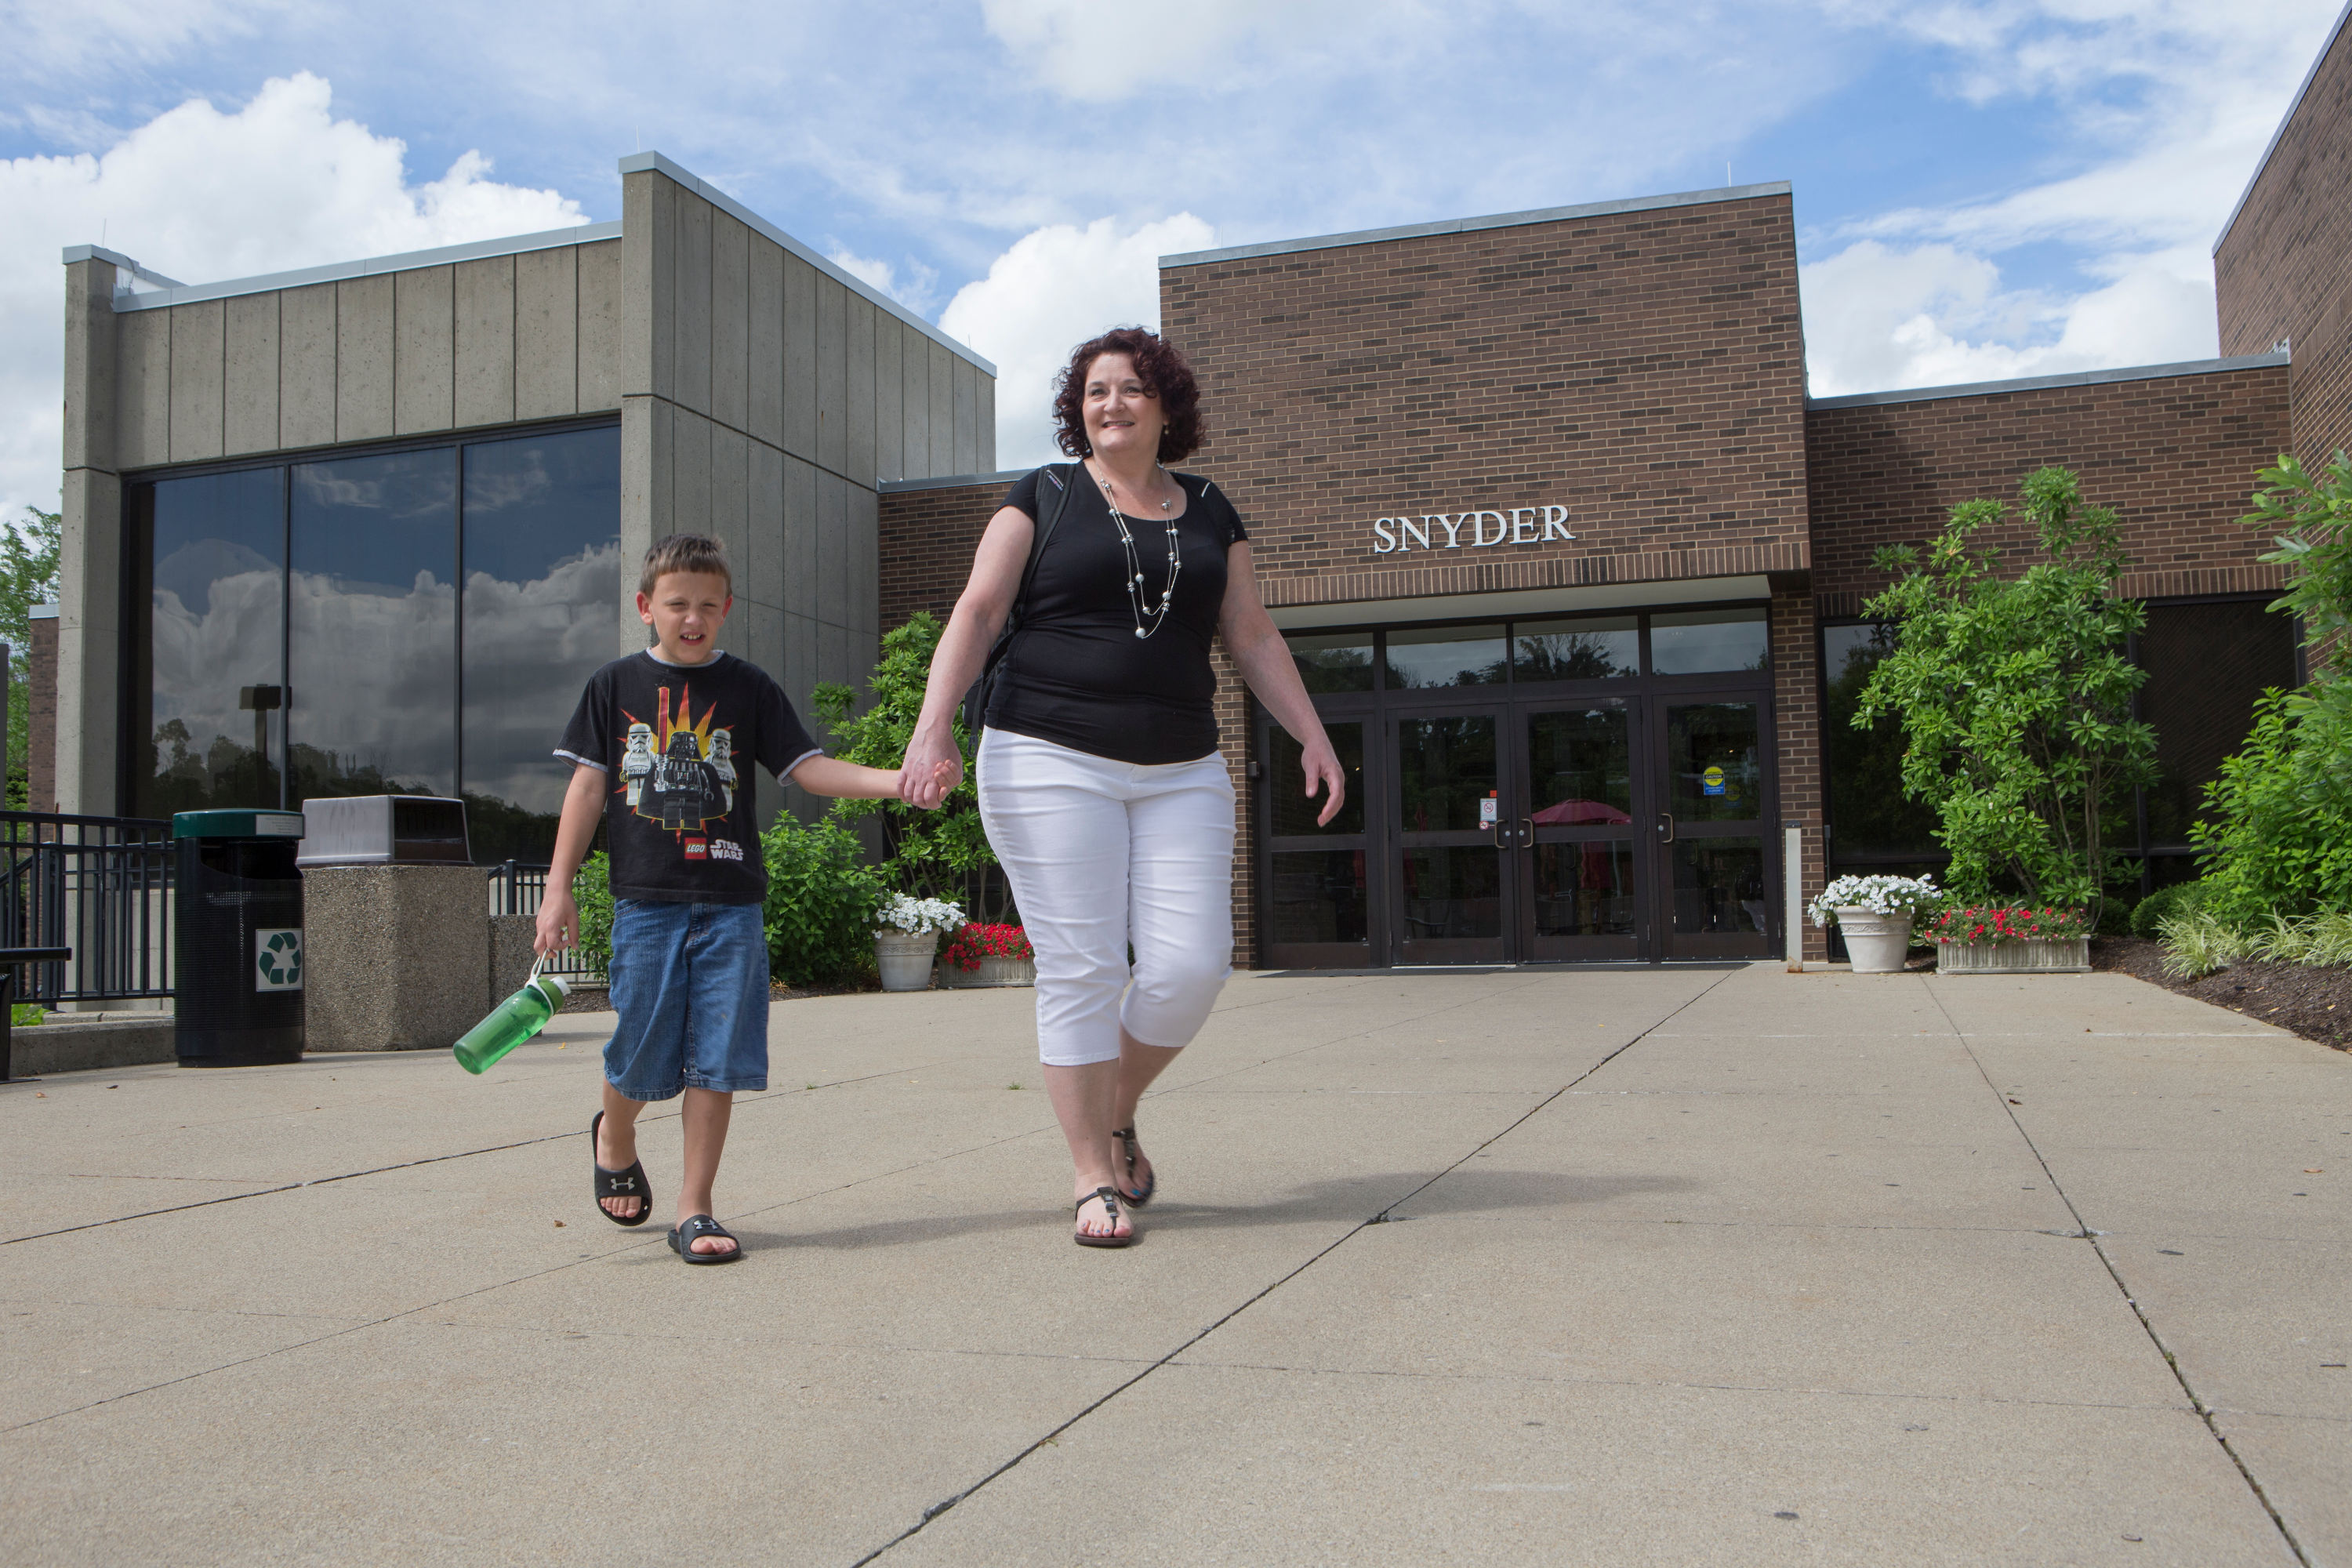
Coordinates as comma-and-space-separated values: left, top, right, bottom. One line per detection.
590, 1111, 654, 1228
669, 1214, 742, 1264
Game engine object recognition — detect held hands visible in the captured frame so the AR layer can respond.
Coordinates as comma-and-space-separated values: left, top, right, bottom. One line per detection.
1300, 734, 1348, 826
898, 730, 965, 811
535, 888, 579, 956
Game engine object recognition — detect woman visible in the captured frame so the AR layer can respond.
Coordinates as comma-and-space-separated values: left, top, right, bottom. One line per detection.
898, 326, 1345, 1247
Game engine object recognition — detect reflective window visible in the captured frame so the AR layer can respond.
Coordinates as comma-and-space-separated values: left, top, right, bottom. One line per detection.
1269, 720, 1364, 837
1286, 633, 1376, 695
1400, 847, 1501, 939
1664, 702, 1760, 821
129, 469, 285, 817
462, 429, 623, 862
1396, 716, 1497, 833
1672, 839, 1766, 934
1534, 841, 1635, 937
289, 450, 458, 804
1385, 624, 1507, 689
2137, 601, 2299, 850
1651, 608, 1768, 674
1515, 617, 1637, 681
1821, 623, 1940, 861
1267, 850, 1369, 946
1526, 707, 1632, 822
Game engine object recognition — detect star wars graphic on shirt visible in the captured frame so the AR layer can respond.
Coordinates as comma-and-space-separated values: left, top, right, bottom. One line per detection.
557, 649, 822, 904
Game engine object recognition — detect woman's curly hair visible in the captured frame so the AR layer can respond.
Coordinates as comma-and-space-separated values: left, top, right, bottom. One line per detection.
1050, 327, 1204, 463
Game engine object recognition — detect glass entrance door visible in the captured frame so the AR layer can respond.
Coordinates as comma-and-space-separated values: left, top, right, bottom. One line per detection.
1518, 702, 1641, 960
1653, 697, 1773, 958
1392, 711, 1509, 964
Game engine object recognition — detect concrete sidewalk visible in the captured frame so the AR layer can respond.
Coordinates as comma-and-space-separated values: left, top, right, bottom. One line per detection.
2, 964, 2344, 1566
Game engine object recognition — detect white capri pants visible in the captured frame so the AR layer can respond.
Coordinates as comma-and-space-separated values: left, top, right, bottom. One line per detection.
977, 728, 1236, 1066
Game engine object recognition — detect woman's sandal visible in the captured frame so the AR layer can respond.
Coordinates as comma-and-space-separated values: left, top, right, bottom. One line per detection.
1073, 1186, 1134, 1248
1112, 1126, 1156, 1207
590, 1110, 653, 1228
668, 1214, 742, 1264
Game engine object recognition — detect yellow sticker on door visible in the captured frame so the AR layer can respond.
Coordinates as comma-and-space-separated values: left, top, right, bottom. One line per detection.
1701, 765, 1727, 797
255, 929, 303, 992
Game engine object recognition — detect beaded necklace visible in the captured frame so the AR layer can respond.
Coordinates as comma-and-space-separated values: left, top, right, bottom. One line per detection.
1091, 461, 1181, 641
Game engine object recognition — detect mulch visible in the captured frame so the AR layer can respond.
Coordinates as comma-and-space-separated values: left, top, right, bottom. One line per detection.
2092, 935, 2352, 1054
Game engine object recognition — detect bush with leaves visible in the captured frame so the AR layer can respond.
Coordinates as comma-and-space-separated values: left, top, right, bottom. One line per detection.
2187, 452, 2352, 926
1855, 467, 2155, 928
574, 851, 615, 975
760, 815, 883, 988
811, 612, 1005, 916
2, 507, 60, 808
2129, 880, 2207, 940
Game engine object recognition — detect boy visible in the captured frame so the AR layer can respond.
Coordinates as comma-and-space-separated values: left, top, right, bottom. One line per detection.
536, 533, 912, 1264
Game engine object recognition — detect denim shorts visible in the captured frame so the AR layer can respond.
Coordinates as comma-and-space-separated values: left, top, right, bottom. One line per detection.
604, 898, 771, 1099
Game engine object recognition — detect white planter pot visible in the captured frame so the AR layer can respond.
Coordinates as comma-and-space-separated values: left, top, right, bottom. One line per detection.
874, 931, 940, 992
940, 954, 1036, 989
1936, 937, 2091, 975
1836, 909, 1914, 974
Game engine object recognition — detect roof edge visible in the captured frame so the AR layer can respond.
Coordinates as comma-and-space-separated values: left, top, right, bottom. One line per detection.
1160, 181, 1794, 269
104, 223, 621, 312
1805, 352, 2291, 411
619, 151, 995, 376
878, 468, 1029, 495
2215, 0, 2352, 256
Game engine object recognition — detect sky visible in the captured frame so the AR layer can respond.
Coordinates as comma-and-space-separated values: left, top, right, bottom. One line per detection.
2, 0, 2346, 521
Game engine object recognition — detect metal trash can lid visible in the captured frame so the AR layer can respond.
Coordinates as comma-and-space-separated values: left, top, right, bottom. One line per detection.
172, 809, 308, 840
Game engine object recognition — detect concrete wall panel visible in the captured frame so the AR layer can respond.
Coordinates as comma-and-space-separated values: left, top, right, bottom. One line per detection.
56, 465, 123, 813
576, 238, 622, 412
782, 254, 817, 459
952, 357, 978, 475
279, 284, 337, 449
750, 441, 785, 608
710, 211, 750, 435
223, 292, 281, 457
785, 609, 821, 760
619, 396, 660, 655
747, 237, 785, 448
848, 483, 879, 635
928, 340, 955, 477
336, 274, 396, 441
514, 245, 579, 422
676, 194, 713, 418
976, 372, 996, 472
817, 469, 849, 623
817, 619, 851, 704
846, 296, 877, 485
393, 265, 455, 434
671, 405, 713, 535
784, 453, 818, 623
816, 277, 847, 476
166, 300, 225, 463
709, 422, 751, 590
111, 305, 162, 468
899, 327, 929, 484
873, 315, 904, 483
453, 256, 516, 428
623, 173, 670, 400
62, 258, 116, 474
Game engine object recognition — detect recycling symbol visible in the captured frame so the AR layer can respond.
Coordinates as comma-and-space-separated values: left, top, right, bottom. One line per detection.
256, 929, 303, 992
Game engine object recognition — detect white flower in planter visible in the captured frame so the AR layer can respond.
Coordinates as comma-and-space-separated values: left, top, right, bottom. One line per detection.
1808, 873, 1940, 928
877, 894, 965, 937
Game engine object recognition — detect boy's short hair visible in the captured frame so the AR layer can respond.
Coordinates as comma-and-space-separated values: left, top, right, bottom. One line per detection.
641, 533, 732, 597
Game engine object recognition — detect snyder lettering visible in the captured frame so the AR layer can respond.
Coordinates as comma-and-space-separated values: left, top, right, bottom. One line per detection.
1370, 504, 1574, 554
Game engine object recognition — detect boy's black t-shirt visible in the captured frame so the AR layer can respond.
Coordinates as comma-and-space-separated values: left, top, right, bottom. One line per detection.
555, 650, 822, 904
986, 466, 1250, 765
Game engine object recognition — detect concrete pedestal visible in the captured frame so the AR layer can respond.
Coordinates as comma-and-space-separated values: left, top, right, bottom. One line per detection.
304, 866, 489, 1052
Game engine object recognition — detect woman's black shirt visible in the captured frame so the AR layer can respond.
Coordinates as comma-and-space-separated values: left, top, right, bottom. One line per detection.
985, 464, 1249, 765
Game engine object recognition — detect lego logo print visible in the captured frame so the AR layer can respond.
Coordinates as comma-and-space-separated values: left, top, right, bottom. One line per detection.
683, 838, 708, 859
255, 929, 303, 991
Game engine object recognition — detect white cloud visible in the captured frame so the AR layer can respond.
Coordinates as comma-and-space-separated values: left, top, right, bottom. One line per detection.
978, 0, 1381, 101
0, 72, 589, 521
824, 245, 941, 316
939, 212, 1215, 468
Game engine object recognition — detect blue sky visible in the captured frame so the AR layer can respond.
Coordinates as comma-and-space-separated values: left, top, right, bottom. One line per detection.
2, 0, 2345, 515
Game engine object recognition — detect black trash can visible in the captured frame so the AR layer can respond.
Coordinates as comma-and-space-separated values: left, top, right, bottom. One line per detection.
173, 808, 307, 1067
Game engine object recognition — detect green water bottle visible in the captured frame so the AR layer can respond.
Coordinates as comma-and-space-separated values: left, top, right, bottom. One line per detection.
454, 960, 572, 1075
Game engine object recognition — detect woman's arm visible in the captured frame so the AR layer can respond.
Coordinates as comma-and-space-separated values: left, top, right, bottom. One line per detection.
899, 503, 1036, 809
1218, 541, 1347, 826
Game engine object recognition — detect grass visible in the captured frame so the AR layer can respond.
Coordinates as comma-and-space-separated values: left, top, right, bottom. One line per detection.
2160, 908, 2352, 978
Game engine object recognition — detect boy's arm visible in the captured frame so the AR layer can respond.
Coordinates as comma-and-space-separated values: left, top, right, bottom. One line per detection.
535, 764, 606, 954
787, 755, 909, 800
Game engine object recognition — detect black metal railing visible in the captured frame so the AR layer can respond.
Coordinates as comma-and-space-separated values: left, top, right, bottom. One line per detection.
486, 861, 604, 981
0, 812, 174, 1004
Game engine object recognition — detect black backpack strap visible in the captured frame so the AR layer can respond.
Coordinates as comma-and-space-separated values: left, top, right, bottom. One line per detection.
961, 463, 1077, 735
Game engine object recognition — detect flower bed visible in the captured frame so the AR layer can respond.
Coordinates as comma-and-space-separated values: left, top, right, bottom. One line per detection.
939, 923, 1036, 988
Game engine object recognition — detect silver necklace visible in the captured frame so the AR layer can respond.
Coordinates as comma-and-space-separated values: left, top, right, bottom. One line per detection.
1093, 462, 1181, 641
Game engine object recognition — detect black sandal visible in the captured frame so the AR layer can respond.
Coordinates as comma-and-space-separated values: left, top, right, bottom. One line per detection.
1112, 1126, 1156, 1207
668, 1214, 742, 1264
590, 1110, 653, 1228
1074, 1186, 1133, 1248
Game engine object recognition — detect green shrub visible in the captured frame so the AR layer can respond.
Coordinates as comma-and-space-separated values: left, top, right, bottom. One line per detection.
2130, 880, 2206, 940
574, 851, 615, 975
2158, 909, 2249, 979
761, 816, 883, 988
2191, 682, 2352, 924
10, 1002, 40, 1027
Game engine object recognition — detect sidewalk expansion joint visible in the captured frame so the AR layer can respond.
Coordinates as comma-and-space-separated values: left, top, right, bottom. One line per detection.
849, 967, 1740, 1566
1924, 981, 2315, 1568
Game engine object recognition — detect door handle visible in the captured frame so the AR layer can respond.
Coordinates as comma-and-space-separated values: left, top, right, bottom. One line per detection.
1657, 813, 1676, 844
1520, 816, 1534, 849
